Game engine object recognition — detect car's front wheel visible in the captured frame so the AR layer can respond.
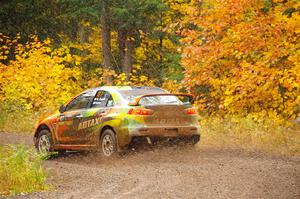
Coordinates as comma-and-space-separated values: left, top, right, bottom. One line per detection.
36, 129, 53, 153
100, 129, 117, 157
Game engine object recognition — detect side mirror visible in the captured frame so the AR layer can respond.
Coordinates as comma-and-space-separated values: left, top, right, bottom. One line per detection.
59, 105, 66, 113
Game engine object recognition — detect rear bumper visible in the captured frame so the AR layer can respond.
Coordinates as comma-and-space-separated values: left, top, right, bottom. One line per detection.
128, 125, 200, 137
117, 125, 200, 148
130, 134, 200, 146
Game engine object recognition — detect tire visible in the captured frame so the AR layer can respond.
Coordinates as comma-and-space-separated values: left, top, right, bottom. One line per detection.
190, 135, 201, 145
100, 129, 117, 157
36, 129, 53, 153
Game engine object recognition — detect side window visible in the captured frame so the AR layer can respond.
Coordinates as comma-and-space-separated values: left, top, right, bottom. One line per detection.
106, 95, 114, 107
66, 92, 94, 111
92, 91, 114, 108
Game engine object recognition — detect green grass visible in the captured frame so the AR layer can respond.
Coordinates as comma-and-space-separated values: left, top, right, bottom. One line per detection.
0, 145, 50, 196
199, 116, 300, 156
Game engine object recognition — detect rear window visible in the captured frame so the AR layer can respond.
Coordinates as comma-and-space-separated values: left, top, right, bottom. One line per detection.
119, 88, 166, 102
119, 89, 191, 106
139, 95, 184, 106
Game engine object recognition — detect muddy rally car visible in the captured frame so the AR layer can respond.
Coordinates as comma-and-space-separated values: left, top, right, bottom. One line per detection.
33, 86, 200, 156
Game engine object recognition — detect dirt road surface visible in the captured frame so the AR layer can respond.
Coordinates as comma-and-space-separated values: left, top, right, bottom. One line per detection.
1, 132, 299, 199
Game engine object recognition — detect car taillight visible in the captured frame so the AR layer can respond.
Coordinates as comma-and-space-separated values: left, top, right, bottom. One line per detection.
184, 107, 197, 115
128, 108, 153, 115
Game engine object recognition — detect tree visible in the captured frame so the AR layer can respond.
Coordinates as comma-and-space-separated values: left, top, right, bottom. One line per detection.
0, 0, 174, 82
180, 0, 300, 119
111, 0, 165, 79
100, 0, 113, 84
0, 0, 100, 40
133, 0, 190, 83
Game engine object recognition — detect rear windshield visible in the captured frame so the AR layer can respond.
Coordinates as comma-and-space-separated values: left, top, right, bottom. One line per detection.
119, 89, 166, 102
139, 95, 185, 106
119, 89, 191, 106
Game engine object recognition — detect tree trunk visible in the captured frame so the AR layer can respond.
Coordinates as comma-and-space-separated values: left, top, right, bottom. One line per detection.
118, 29, 126, 70
123, 31, 135, 81
159, 12, 163, 65
78, 23, 89, 44
101, 0, 113, 84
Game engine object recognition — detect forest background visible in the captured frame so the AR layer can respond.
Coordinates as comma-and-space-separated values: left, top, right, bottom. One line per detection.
0, 0, 299, 155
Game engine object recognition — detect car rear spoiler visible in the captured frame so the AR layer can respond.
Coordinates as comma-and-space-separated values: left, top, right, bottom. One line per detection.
128, 93, 194, 106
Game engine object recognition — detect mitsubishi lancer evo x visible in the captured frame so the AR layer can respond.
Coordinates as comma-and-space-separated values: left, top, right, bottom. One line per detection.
33, 86, 201, 157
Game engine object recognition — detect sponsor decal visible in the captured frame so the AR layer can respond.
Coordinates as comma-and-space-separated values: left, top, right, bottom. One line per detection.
151, 117, 185, 124
78, 117, 102, 130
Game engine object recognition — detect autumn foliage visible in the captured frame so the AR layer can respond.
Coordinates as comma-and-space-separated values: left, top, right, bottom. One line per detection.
0, 33, 155, 111
0, 34, 83, 111
0, 0, 299, 123
180, 0, 300, 121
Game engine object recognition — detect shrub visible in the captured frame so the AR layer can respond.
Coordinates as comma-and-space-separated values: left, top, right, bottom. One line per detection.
0, 34, 83, 111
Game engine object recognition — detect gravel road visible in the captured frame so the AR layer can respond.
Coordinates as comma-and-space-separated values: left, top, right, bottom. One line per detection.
1, 132, 299, 199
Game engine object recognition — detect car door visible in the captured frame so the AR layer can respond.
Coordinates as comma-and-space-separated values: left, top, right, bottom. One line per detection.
56, 91, 95, 145
76, 90, 115, 145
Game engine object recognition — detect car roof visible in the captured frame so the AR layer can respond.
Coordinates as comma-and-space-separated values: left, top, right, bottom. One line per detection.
81, 86, 166, 105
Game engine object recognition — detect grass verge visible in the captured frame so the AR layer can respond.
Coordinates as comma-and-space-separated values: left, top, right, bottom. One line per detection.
199, 116, 300, 156
0, 109, 42, 133
0, 145, 50, 196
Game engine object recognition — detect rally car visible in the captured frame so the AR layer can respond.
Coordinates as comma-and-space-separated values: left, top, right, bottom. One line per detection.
33, 86, 201, 156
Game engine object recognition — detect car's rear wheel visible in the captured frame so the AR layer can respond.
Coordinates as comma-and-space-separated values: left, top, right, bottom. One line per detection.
100, 129, 117, 157
189, 135, 201, 145
36, 129, 53, 153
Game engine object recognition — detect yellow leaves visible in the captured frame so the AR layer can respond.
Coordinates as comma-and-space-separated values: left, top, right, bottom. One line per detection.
81, 20, 90, 27
0, 56, 7, 61
0, 33, 83, 111
118, 73, 127, 81
44, 38, 51, 45
60, 26, 104, 64
135, 47, 147, 61
88, 66, 156, 88
64, 54, 73, 62
52, 56, 63, 64
162, 79, 182, 93
139, 75, 148, 82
